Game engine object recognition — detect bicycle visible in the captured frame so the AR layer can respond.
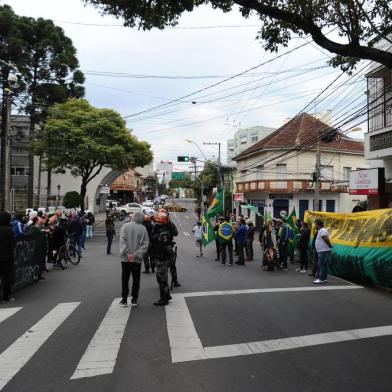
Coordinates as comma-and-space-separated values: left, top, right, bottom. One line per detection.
57, 233, 81, 269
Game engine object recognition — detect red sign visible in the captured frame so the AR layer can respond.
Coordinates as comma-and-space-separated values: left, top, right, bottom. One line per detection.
233, 193, 244, 202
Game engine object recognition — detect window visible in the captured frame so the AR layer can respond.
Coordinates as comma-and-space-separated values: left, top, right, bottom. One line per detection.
251, 135, 258, 143
320, 165, 333, 180
11, 167, 28, 176
240, 136, 247, 145
256, 165, 264, 180
343, 166, 351, 181
276, 164, 287, 179
11, 147, 27, 156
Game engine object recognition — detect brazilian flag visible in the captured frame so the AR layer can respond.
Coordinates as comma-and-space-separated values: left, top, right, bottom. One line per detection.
201, 213, 215, 246
287, 207, 299, 258
206, 188, 224, 219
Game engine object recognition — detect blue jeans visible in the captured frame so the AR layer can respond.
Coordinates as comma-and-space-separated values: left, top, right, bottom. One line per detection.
318, 251, 331, 281
86, 225, 93, 238
76, 236, 83, 257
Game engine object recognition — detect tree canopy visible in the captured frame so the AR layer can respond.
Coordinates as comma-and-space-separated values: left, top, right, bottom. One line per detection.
169, 176, 193, 189
34, 98, 153, 210
84, 0, 392, 70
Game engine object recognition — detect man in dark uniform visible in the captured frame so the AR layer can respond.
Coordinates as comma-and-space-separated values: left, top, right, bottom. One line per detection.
142, 214, 155, 273
151, 210, 178, 306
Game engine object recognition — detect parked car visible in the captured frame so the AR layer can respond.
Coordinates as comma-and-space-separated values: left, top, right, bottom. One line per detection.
118, 202, 143, 214
106, 199, 119, 208
164, 203, 187, 212
142, 200, 154, 208
159, 194, 169, 200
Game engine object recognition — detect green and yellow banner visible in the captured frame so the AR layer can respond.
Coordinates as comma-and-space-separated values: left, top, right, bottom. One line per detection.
201, 213, 215, 246
206, 188, 224, 218
304, 209, 392, 288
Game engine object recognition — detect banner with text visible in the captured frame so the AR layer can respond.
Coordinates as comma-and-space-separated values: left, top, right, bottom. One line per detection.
304, 209, 392, 288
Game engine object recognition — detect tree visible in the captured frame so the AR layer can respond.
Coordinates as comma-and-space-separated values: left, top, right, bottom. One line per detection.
0, 5, 85, 207
33, 99, 153, 211
84, 0, 392, 70
62, 191, 81, 209
18, 15, 85, 206
169, 176, 193, 189
192, 161, 220, 202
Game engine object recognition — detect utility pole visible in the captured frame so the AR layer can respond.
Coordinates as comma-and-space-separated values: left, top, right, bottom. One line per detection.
203, 141, 222, 187
313, 129, 321, 211
190, 156, 203, 210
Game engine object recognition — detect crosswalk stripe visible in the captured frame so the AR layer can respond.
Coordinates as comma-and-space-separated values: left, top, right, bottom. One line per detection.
183, 232, 190, 236
0, 308, 22, 324
0, 302, 80, 391
70, 298, 131, 380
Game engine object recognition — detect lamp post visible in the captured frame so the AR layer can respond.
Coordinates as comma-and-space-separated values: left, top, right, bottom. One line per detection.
0, 60, 20, 211
184, 139, 208, 161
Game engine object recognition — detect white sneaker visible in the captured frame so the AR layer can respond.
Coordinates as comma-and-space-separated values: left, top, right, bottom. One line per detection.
313, 279, 325, 284
300, 269, 307, 273
295, 268, 301, 272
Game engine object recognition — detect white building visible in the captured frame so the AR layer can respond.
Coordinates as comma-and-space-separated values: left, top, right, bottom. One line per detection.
156, 160, 174, 186
227, 126, 276, 166
364, 53, 392, 209
233, 113, 368, 225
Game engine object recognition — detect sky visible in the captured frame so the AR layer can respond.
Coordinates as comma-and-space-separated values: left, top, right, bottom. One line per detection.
3, 0, 367, 167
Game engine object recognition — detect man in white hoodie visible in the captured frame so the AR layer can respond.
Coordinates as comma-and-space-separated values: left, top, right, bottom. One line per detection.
119, 211, 149, 307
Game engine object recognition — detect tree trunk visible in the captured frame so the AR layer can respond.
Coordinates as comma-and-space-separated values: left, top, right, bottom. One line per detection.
37, 155, 42, 207
47, 167, 52, 208
80, 181, 87, 212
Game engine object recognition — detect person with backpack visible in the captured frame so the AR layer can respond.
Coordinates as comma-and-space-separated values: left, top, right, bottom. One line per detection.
235, 218, 248, 265
151, 210, 178, 306
218, 216, 235, 266
193, 220, 203, 257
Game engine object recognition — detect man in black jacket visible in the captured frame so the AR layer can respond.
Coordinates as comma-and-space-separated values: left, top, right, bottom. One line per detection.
0, 212, 16, 302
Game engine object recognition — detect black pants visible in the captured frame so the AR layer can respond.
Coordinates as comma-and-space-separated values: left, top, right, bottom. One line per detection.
0, 261, 12, 301
279, 242, 288, 267
106, 232, 114, 254
221, 241, 233, 265
246, 239, 254, 260
237, 243, 246, 264
300, 247, 308, 270
215, 238, 220, 259
121, 262, 141, 301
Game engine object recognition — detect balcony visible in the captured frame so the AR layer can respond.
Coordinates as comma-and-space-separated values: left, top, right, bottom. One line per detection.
236, 179, 347, 194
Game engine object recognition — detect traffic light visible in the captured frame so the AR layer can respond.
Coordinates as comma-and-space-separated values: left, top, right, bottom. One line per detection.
177, 156, 190, 162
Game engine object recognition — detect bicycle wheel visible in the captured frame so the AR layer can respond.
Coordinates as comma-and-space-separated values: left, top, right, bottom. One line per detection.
68, 244, 81, 265
57, 246, 66, 270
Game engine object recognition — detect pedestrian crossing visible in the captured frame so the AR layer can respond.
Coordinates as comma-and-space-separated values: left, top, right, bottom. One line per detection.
0, 299, 129, 390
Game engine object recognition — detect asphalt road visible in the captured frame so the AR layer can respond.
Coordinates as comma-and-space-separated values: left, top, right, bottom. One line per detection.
1, 199, 392, 392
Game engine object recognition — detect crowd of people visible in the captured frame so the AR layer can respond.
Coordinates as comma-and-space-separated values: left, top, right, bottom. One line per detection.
193, 210, 332, 285
0, 209, 95, 303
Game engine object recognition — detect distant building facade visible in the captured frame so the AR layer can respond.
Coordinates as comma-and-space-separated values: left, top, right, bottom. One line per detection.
227, 126, 276, 166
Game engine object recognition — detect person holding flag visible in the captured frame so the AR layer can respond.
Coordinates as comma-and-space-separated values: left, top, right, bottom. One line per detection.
218, 216, 235, 266
193, 220, 203, 257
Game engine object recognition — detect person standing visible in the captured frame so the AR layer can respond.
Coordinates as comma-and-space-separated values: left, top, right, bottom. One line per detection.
68, 214, 84, 257
235, 218, 248, 265
214, 217, 223, 261
218, 216, 235, 266
105, 213, 116, 255
192, 221, 203, 257
298, 222, 310, 272
142, 214, 154, 273
151, 210, 178, 306
278, 211, 290, 270
85, 212, 94, 239
313, 219, 332, 284
246, 221, 255, 261
0, 212, 16, 302
119, 211, 149, 306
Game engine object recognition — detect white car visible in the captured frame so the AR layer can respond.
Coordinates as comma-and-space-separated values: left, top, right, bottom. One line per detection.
118, 203, 144, 214
142, 200, 154, 208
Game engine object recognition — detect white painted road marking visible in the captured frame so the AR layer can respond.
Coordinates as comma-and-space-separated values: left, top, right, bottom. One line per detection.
203, 326, 392, 361
185, 216, 190, 219
0, 307, 22, 324
183, 232, 190, 237
71, 298, 131, 380
0, 302, 80, 391
166, 285, 365, 363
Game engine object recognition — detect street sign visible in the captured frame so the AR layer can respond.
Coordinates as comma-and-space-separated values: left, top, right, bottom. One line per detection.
233, 193, 244, 202
172, 172, 185, 179
177, 156, 190, 162
100, 186, 110, 194
349, 168, 384, 195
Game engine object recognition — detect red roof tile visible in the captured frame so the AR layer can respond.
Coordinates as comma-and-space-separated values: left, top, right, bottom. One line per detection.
234, 113, 364, 160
